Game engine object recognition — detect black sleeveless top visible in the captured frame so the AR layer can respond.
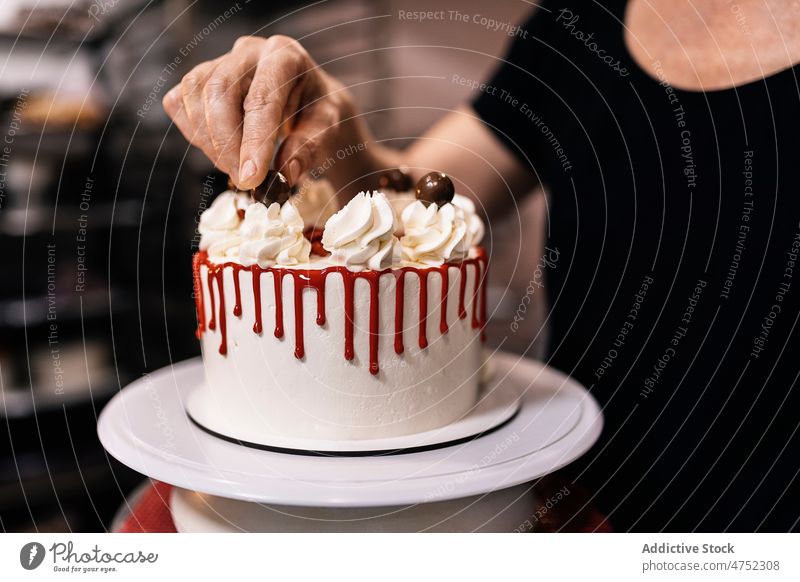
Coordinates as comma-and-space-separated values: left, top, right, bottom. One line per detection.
474, 0, 800, 531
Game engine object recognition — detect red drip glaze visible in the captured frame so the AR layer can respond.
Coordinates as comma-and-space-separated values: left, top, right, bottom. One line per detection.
471, 261, 481, 329
304, 227, 329, 257
315, 278, 326, 326
191, 249, 488, 374
458, 262, 467, 320
213, 268, 227, 355
418, 270, 429, 349
342, 273, 355, 361
232, 267, 243, 317
293, 274, 304, 359
206, 269, 217, 331
367, 273, 380, 375
439, 268, 449, 335
192, 253, 206, 338
285, 271, 332, 357
273, 272, 284, 338
252, 270, 263, 334
394, 271, 406, 354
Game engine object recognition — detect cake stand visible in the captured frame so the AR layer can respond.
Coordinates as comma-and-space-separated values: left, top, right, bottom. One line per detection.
98, 351, 602, 532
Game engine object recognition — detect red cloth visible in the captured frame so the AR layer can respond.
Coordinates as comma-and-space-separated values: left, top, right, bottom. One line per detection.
117, 473, 611, 533
117, 480, 177, 533
528, 472, 613, 533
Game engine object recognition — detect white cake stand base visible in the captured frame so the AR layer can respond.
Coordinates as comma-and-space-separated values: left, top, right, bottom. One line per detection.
170, 483, 536, 533
98, 351, 602, 532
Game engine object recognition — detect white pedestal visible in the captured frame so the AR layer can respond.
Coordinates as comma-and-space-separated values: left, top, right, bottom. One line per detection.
98, 352, 602, 532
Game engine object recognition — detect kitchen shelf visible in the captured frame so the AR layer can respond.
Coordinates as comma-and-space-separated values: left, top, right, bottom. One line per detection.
0, 287, 129, 328
0, 200, 144, 236
0, 0, 158, 45
0, 372, 120, 420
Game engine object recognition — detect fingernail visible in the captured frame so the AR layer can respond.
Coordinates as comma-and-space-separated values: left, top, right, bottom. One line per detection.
287, 159, 301, 185
240, 159, 257, 184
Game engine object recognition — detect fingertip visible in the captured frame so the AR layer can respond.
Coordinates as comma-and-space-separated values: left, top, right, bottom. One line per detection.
228, 165, 240, 186
239, 159, 259, 189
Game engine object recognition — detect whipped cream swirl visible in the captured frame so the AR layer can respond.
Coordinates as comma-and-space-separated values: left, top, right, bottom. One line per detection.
238, 202, 311, 267
386, 193, 417, 232
322, 191, 398, 271
198, 191, 250, 253
400, 201, 470, 266
452, 194, 485, 246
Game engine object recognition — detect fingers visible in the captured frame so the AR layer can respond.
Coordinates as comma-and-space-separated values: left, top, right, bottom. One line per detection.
163, 35, 327, 190
238, 36, 309, 189
180, 58, 224, 167
163, 84, 220, 166
202, 42, 263, 187
274, 100, 340, 185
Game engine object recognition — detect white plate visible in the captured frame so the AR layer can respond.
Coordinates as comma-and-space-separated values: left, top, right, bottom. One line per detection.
184, 359, 521, 455
97, 351, 602, 507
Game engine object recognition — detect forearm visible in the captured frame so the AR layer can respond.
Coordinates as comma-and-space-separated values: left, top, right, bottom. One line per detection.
317, 109, 404, 195
404, 106, 538, 219
324, 106, 537, 219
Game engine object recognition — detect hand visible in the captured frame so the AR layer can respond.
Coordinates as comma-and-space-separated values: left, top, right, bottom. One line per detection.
163, 35, 355, 189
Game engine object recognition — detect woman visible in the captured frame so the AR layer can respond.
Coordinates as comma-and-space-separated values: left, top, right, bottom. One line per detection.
163, 0, 800, 531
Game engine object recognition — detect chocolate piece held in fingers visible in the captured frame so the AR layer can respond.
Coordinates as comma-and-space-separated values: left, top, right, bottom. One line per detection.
378, 168, 413, 192
253, 170, 292, 205
415, 171, 455, 206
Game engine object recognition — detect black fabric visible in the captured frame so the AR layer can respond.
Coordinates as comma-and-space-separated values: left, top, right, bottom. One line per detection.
473, 0, 800, 532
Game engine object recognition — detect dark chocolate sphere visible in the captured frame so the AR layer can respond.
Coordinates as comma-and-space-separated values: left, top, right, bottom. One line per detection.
415, 171, 455, 206
377, 168, 413, 192
252, 170, 292, 205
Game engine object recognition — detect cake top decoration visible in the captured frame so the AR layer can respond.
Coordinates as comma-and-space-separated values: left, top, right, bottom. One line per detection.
253, 170, 293, 206
400, 197, 470, 266
238, 200, 310, 267
378, 168, 413, 192
321, 191, 398, 271
226, 170, 294, 204
198, 191, 250, 252
452, 194, 485, 247
198, 170, 484, 270
415, 171, 455, 207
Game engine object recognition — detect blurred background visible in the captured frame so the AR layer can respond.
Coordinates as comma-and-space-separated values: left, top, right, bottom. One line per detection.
0, 0, 545, 531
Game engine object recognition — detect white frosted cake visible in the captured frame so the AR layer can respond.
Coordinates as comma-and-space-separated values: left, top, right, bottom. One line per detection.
189, 172, 487, 442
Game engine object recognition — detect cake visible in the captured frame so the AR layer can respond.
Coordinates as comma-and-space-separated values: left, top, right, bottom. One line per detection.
189, 171, 488, 442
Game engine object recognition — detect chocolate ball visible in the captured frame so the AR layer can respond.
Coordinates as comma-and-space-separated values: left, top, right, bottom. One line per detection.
252, 170, 292, 205
415, 171, 455, 206
378, 168, 412, 192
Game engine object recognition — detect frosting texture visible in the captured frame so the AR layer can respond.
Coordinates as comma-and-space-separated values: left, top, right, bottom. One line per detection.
198, 191, 250, 253
238, 202, 311, 267
196, 187, 485, 270
400, 200, 470, 266
453, 194, 485, 246
322, 191, 398, 271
